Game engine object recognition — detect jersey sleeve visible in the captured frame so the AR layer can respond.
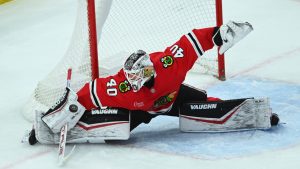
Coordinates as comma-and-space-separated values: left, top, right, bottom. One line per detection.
77, 70, 134, 110
163, 27, 217, 72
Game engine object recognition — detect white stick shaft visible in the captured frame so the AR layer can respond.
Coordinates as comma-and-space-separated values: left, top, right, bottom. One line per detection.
58, 68, 72, 166
58, 124, 68, 166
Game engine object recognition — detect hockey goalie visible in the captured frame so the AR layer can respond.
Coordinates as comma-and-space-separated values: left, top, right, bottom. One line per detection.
27, 21, 279, 145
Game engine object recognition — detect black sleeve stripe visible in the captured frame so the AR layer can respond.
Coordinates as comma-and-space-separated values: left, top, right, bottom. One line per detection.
186, 32, 204, 57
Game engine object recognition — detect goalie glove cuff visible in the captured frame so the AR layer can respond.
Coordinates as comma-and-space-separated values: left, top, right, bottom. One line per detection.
212, 27, 223, 46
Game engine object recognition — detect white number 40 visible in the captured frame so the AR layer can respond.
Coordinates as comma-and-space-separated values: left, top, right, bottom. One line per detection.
106, 79, 117, 96
170, 45, 184, 58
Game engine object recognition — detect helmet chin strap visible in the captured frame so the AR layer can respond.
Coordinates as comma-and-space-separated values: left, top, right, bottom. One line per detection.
143, 66, 155, 77
130, 67, 155, 92
131, 76, 150, 92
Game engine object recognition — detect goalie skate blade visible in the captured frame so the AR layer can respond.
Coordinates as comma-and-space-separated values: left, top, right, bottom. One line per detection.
21, 130, 31, 144
21, 128, 38, 145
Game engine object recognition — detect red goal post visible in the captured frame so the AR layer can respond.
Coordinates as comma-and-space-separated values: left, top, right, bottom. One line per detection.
87, 0, 99, 80
216, 0, 225, 80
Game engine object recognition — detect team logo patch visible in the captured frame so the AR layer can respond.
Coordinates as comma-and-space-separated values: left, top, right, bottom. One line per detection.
153, 91, 177, 108
119, 80, 131, 93
160, 55, 173, 68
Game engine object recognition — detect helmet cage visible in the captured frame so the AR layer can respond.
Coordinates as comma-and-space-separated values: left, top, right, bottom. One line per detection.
123, 51, 153, 92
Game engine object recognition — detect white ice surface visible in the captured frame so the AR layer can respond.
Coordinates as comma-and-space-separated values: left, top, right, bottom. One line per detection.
1, 0, 300, 169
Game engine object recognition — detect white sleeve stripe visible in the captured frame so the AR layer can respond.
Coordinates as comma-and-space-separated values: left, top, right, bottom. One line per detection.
93, 80, 102, 107
190, 31, 204, 54
185, 32, 204, 57
89, 82, 98, 107
90, 80, 102, 108
186, 34, 202, 57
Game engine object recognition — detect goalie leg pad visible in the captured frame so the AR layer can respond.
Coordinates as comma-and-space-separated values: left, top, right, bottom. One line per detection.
35, 108, 130, 144
179, 98, 272, 132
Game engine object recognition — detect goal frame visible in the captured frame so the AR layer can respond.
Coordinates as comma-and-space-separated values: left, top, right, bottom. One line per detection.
87, 0, 225, 81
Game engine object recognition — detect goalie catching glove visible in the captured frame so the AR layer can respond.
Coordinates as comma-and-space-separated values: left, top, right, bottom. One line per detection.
213, 20, 253, 54
41, 87, 86, 133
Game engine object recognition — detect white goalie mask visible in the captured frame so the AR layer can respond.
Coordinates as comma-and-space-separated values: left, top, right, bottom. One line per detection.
123, 50, 154, 92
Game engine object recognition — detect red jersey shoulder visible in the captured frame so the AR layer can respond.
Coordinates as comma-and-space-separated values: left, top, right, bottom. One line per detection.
103, 69, 133, 95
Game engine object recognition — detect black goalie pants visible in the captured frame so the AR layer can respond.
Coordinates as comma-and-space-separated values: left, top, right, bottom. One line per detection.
130, 84, 207, 131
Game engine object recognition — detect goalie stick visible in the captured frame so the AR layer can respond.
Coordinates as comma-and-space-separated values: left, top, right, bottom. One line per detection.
58, 68, 76, 166
22, 69, 77, 165
58, 122, 76, 166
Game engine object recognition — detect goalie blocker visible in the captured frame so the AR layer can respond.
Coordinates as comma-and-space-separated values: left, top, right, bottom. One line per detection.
33, 107, 130, 144
179, 97, 278, 132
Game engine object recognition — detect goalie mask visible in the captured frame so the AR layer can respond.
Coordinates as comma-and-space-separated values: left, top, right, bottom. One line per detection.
123, 50, 154, 92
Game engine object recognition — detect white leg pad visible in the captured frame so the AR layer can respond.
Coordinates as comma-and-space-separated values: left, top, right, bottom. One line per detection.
35, 108, 130, 144
179, 98, 272, 132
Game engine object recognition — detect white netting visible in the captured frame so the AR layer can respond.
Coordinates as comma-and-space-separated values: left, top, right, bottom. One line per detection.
23, 0, 93, 121
23, 0, 222, 121
98, 0, 220, 76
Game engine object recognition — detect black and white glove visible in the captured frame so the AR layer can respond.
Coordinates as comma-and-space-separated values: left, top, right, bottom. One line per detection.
213, 21, 253, 54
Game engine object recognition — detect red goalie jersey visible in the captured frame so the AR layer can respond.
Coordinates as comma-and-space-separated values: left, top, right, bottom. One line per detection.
77, 27, 216, 114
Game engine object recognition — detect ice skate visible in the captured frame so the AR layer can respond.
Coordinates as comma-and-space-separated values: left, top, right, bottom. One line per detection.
271, 113, 280, 126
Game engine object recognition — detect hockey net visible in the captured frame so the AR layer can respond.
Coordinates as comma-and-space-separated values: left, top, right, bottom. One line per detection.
22, 0, 224, 122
